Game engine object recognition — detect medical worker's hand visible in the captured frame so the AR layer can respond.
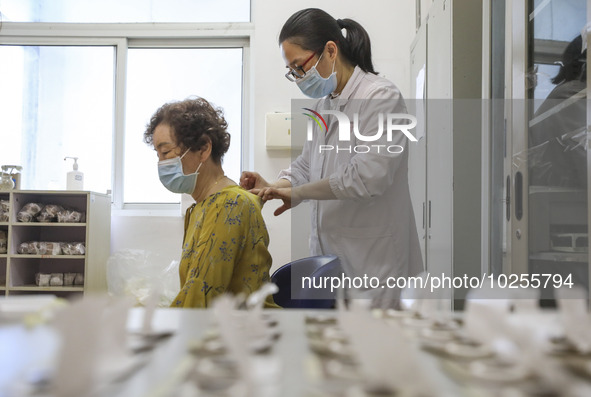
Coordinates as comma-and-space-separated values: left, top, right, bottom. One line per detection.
261, 187, 302, 216
240, 171, 270, 191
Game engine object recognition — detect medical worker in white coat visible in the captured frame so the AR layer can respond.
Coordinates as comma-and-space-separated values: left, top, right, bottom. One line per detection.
241, 8, 423, 304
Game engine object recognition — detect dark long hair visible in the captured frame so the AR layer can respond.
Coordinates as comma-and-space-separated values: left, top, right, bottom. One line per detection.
278, 8, 377, 75
552, 35, 587, 84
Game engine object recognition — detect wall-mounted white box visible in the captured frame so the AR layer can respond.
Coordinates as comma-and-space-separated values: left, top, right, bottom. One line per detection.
265, 112, 292, 149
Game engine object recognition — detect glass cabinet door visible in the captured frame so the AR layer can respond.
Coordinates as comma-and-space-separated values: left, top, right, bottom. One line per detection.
526, 0, 588, 300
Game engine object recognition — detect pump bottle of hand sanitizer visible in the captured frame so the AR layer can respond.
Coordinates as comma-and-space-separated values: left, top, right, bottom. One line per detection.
64, 157, 84, 190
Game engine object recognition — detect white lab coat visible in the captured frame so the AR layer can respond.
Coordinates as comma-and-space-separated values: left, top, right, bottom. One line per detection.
280, 66, 424, 295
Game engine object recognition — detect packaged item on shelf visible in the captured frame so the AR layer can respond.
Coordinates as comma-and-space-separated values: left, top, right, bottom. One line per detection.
61, 242, 86, 256
550, 233, 588, 253
49, 273, 64, 286
64, 272, 77, 285
35, 273, 51, 286
36, 204, 65, 223
74, 273, 84, 285
17, 241, 36, 254
0, 230, 6, 254
38, 242, 62, 255
0, 200, 9, 222
16, 202, 43, 222
36, 272, 79, 286
17, 241, 63, 255
57, 209, 85, 223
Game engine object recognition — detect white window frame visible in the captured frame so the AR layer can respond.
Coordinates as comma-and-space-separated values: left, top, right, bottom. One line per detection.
0, 22, 253, 216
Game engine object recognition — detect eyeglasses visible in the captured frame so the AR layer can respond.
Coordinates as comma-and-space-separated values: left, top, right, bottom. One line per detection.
284, 51, 317, 82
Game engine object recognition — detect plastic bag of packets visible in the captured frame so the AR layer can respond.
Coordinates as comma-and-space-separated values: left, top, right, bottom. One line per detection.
0, 200, 9, 222
17, 202, 85, 223
17, 242, 85, 255
35, 272, 84, 287
0, 230, 6, 254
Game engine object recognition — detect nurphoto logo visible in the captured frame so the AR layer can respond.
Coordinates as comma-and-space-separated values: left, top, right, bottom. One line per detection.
302, 108, 418, 153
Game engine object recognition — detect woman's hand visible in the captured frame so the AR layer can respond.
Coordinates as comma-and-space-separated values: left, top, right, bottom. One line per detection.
240, 171, 270, 191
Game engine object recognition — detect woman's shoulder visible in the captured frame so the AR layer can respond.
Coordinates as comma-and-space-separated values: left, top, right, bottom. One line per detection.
355, 68, 403, 101
195, 186, 262, 227
213, 185, 263, 209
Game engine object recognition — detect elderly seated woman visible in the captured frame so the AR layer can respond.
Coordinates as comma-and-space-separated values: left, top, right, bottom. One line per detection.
144, 97, 276, 308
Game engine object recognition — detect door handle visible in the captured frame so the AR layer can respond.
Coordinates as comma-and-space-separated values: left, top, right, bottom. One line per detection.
514, 172, 523, 220
505, 175, 511, 221
428, 200, 432, 229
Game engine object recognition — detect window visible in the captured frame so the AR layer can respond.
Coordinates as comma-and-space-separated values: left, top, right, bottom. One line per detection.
0, 45, 114, 193
124, 47, 243, 204
0, 0, 250, 23
0, 5, 250, 209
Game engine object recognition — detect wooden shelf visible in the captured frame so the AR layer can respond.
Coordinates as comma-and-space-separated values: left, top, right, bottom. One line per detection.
1, 191, 111, 297
12, 223, 87, 227
11, 255, 86, 259
529, 186, 586, 194
10, 285, 84, 292
530, 252, 588, 263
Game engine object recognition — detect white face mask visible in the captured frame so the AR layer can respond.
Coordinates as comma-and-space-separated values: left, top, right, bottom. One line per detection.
296, 52, 337, 98
158, 149, 202, 194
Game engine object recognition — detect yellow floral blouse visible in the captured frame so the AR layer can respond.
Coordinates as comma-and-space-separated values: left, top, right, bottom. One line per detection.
171, 185, 274, 308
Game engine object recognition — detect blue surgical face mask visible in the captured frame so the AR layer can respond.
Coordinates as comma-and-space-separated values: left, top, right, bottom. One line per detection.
158, 149, 202, 194
296, 52, 337, 98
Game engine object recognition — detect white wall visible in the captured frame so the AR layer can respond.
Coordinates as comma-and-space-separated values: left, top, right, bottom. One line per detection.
111, 0, 416, 273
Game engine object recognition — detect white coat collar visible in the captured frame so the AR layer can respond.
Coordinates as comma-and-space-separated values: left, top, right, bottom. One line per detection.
329, 65, 365, 102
